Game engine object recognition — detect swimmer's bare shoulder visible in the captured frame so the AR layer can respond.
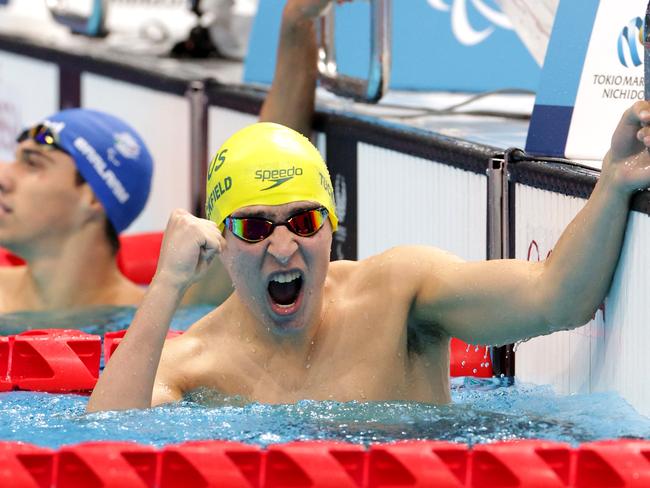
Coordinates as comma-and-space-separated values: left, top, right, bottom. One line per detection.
329, 245, 461, 304
327, 245, 462, 336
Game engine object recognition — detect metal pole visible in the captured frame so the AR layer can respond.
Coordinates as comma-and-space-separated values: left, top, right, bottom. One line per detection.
486, 155, 515, 383
187, 81, 209, 218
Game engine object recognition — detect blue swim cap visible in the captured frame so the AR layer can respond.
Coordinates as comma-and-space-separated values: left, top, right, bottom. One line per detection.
36, 109, 153, 233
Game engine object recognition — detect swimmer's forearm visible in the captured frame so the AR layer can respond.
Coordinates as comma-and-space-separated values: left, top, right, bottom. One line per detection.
86, 280, 183, 412
538, 171, 631, 328
259, 1, 318, 136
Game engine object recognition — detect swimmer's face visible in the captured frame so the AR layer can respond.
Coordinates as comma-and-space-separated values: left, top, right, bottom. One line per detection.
220, 201, 333, 333
0, 140, 93, 255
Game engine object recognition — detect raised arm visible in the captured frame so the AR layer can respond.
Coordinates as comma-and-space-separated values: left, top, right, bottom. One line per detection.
259, 0, 351, 136
86, 209, 225, 412
408, 101, 650, 346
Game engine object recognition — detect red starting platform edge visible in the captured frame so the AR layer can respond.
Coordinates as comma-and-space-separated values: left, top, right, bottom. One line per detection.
2, 439, 650, 487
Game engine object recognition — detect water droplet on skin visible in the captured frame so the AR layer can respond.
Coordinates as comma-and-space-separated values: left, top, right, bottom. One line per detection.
305, 364, 311, 369
251, 348, 256, 353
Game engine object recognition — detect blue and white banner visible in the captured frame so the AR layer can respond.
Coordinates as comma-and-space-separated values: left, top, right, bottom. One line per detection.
244, 0, 540, 92
526, 0, 646, 166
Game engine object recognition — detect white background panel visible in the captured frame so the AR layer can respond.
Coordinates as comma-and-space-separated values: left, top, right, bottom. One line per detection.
208, 107, 257, 159
82, 73, 190, 234
594, 210, 650, 415
0, 51, 58, 161
514, 183, 650, 416
358, 144, 486, 261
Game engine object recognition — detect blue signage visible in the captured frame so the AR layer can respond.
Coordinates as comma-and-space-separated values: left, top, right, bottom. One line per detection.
244, 0, 540, 93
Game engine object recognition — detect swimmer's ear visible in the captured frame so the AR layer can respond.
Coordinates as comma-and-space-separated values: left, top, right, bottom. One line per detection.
78, 184, 106, 222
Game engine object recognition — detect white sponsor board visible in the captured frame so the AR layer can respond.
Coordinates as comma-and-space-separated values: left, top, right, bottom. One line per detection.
82, 73, 190, 233
564, 0, 646, 165
0, 51, 58, 161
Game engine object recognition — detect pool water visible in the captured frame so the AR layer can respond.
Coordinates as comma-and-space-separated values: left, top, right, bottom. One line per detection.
0, 305, 648, 449
0, 380, 648, 449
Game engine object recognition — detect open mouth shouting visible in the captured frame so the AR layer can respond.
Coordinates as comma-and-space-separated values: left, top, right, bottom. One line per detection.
267, 270, 304, 316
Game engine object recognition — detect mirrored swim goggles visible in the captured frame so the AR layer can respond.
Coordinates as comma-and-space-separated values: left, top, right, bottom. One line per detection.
16, 124, 65, 152
224, 207, 329, 243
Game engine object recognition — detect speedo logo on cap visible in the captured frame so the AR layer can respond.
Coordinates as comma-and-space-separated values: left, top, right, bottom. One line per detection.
255, 167, 303, 190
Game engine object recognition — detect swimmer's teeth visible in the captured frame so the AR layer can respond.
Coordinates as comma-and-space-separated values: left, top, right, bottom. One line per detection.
271, 271, 301, 284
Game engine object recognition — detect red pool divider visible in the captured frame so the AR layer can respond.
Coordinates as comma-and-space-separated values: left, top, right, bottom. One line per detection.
0, 442, 54, 488
159, 440, 262, 488
56, 441, 158, 488
10, 330, 100, 392
0, 247, 25, 267
471, 440, 572, 487
368, 441, 468, 487
575, 440, 650, 487
266, 441, 366, 487
104, 329, 183, 364
450, 339, 493, 378
1, 439, 650, 487
0, 336, 11, 391
117, 232, 164, 285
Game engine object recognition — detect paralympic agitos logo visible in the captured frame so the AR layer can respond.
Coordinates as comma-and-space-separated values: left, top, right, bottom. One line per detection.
617, 17, 644, 68
256, 167, 303, 191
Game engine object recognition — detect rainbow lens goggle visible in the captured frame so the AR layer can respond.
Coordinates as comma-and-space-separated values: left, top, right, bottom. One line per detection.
16, 124, 65, 152
225, 207, 329, 243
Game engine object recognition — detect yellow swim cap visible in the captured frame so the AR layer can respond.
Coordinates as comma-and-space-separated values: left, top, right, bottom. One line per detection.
206, 122, 338, 232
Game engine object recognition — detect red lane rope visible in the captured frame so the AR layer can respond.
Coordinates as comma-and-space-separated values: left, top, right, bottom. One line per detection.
1, 439, 649, 487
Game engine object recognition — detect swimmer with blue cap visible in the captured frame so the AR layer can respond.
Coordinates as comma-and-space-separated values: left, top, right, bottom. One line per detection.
0, 108, 154, 313
88, 100, 650, 411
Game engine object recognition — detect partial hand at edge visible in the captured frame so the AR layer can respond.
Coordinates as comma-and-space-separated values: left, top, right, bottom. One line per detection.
603, 100, 650, 195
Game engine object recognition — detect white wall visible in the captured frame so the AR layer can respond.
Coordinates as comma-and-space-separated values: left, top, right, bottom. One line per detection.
82, 73, 191, 233
0, 51, 58, 161
358, 144, 486, 261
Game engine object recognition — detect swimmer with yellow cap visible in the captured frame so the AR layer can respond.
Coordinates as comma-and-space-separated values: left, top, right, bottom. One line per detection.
203, 122, 338, 328
205, 122, 338, 232
90, 102, 650, 411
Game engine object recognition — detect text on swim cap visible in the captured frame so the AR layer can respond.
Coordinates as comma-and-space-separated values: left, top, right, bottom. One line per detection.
206, 176, 233, 219
207, 149, 227, 182
319, 172, 335, 205
255, 167, 303, 191
73, 137, 130, 204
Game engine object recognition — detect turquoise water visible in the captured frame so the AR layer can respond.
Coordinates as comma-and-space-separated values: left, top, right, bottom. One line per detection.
0, 306, 649, 449
0, 380, 648, 449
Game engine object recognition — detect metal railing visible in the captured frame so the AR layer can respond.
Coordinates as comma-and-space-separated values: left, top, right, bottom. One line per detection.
317, 0, 391, 103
